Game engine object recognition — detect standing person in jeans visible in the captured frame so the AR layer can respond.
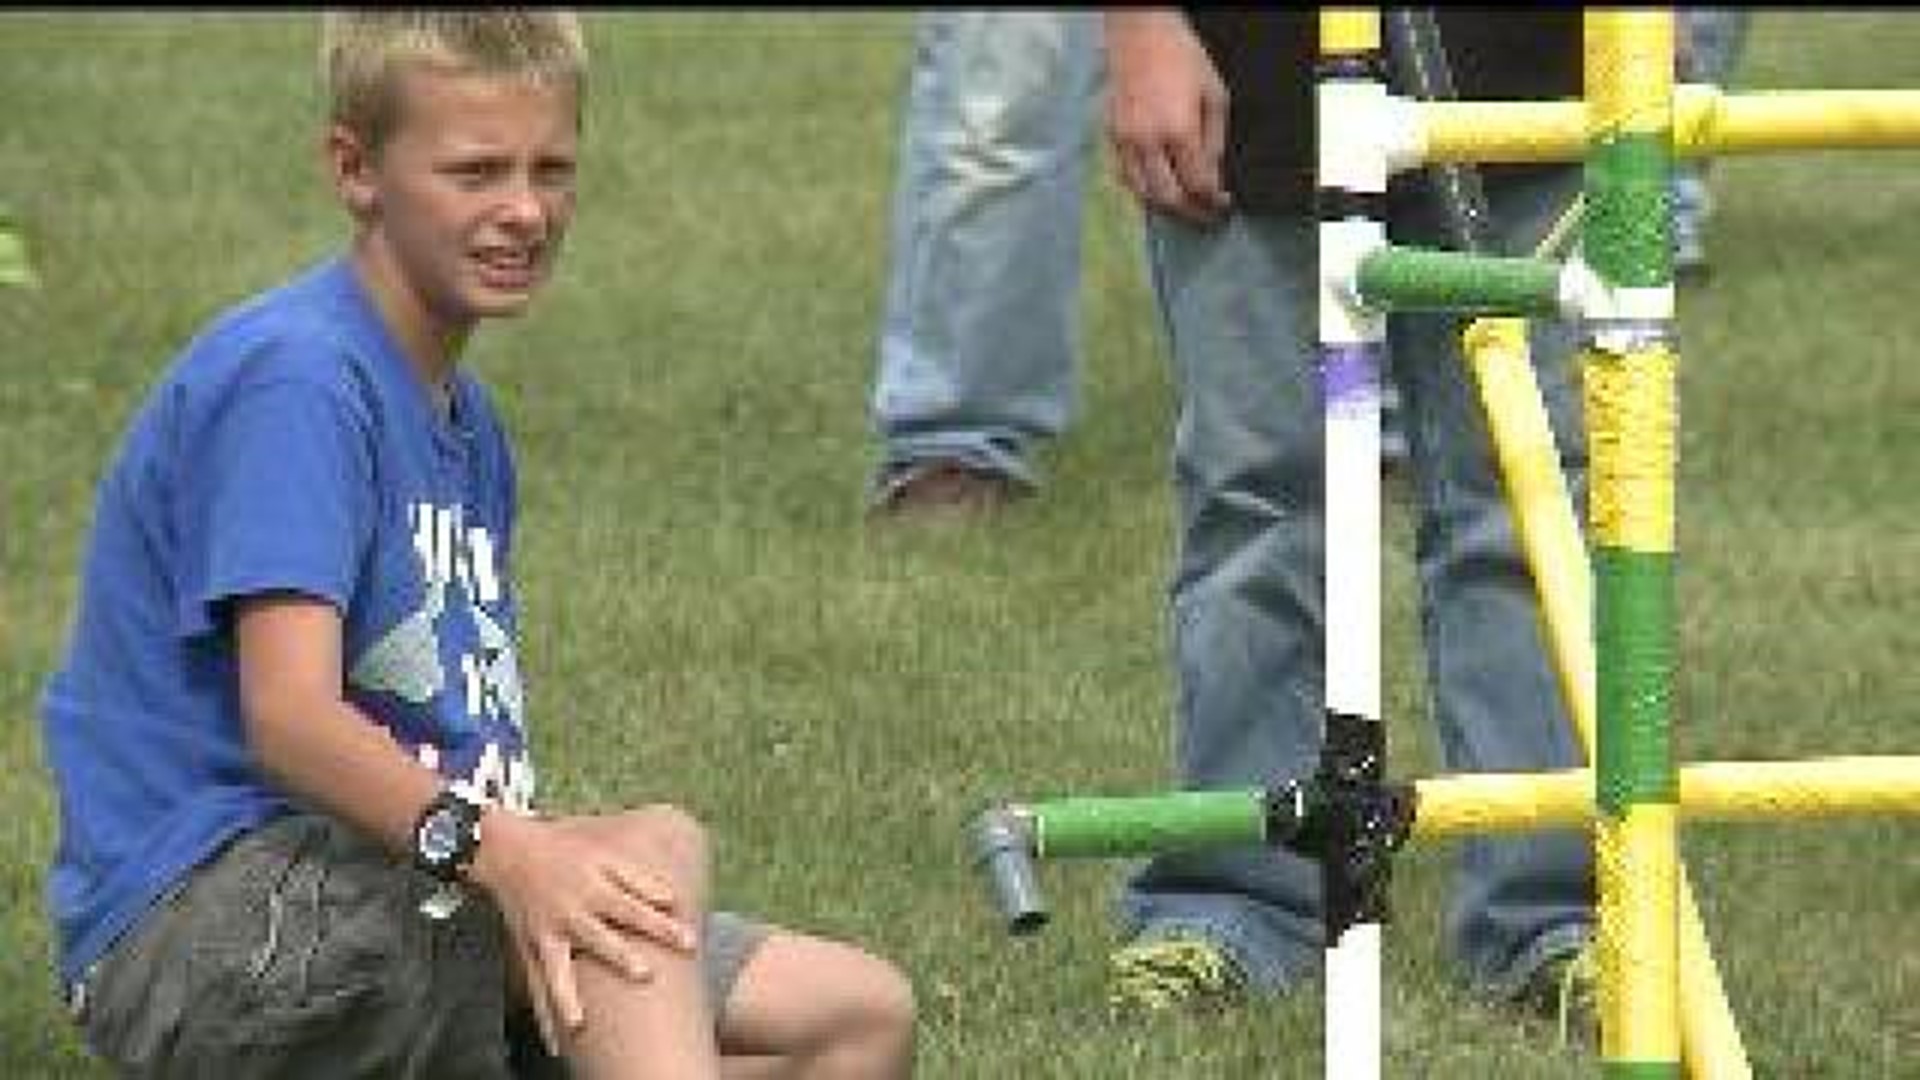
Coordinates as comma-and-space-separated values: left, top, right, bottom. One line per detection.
1099, 9, 1598, 1028
865, 11, 1105, 519
1673, 8, 1754, 279
40, 12, 915, 1077
863, 10, 1412, 521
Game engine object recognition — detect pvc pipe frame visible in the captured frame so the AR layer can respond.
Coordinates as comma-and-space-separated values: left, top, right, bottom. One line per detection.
1316, 11, 1391, 1078
1466, 314, 1743, 1078
975, 11, 1920, 1078
1007, 752, 1920, 857
1340, 14, 1920, 1073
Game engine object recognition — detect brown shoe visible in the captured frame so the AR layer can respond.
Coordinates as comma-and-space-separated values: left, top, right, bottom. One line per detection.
870, 461, 1028, 521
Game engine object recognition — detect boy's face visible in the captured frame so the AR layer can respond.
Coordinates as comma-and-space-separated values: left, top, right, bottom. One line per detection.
331, 66, 580, 330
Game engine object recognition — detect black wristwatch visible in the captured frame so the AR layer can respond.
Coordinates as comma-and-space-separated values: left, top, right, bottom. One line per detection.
412, 787, 486, 883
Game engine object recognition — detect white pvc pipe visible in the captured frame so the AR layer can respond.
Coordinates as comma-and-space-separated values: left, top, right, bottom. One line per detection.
1318, 53, 1389, 1078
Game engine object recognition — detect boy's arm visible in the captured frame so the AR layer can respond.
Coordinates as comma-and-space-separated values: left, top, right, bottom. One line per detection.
234, 592, 441, 851
234, 591, 697, 1046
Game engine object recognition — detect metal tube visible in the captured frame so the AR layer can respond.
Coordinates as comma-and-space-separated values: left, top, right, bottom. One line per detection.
969, 805, 1050, 935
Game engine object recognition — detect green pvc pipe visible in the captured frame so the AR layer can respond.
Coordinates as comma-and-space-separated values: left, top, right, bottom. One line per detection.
1356, 246, 1562, 316
1595, 548, 1679, 813
1585, 132, 1673, 288
0, 217, 33, 289
1029, 790, 1270, 859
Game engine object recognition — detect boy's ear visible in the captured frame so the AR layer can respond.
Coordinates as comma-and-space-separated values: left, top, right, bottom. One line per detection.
326, 124, 377, 221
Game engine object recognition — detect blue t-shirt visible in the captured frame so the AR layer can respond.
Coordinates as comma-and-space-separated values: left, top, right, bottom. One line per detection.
40, 255, 536, 987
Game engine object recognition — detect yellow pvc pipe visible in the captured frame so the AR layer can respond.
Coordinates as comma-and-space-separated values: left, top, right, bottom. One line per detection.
1318, 9, 1381, 55
1422, 87, 1920, 164
1411, 756, 1920, 837
1462, 318, 1751, 1079
1586, 17, 1681, 1068
1585, 344, 1679, 554
1674, 86, 1920, 157
1462, 319, 1594, 729
1599, 806, 1682, 1066
1678, 755, 1920, 817
1586, 10, 1673, 138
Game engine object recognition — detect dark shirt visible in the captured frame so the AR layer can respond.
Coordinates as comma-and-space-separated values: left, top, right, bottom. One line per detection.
1186, 10, 1584, 213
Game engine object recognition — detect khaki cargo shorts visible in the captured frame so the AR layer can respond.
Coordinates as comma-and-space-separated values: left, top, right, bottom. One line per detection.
72, 813, 767, 1079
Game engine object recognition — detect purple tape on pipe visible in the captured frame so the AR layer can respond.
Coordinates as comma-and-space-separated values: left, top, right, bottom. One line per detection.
1320, 343, 1382, 412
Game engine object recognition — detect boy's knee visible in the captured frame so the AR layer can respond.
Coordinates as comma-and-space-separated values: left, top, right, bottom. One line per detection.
867, 958, 919, 1039
834, 949, 919, 1057
652, 802, 711, 856
615, 803, 712, 882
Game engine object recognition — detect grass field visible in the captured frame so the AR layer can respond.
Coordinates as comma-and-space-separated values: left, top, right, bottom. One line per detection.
2, 12, 1917, 1078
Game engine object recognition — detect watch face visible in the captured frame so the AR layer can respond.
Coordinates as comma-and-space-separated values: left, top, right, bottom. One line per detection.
415, 792, 482, 881
420, 808, 464, 865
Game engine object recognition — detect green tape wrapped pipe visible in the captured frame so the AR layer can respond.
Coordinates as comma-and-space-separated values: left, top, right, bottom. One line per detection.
1595, 547, 1678, 814
1585, 132, 1673, 288
1031, 790, 1269, 859
1355, 246, 1563, 315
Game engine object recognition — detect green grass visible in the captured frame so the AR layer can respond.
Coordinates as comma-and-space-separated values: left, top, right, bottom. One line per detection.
3, 12, 1917, 1078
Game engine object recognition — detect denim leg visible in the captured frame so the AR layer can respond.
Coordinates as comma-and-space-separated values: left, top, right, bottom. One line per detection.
868, 11, 1103, 497
1115, 210, 1327, 994
1676, 9, 1752, 86
1391, 172, 1596, 996
1673, 9, 1752, 239
1671, 170, 1712, 232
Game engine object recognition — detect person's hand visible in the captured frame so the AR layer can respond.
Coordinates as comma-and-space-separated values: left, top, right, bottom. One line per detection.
467, 809, 699, 1052
1103, 10, 1232, 224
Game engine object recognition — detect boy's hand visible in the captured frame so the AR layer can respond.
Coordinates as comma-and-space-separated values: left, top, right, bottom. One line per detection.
1103, 9, 1232, 224
467, 809, 700, 1053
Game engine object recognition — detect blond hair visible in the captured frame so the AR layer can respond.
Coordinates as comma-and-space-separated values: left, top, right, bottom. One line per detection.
321, 10, 588, 152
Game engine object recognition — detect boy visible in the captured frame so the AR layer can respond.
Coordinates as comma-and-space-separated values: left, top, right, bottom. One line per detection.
40, 12, 915, 1078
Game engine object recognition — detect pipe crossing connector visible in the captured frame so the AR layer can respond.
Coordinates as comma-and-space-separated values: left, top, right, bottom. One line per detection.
1277, 711, 1418, 944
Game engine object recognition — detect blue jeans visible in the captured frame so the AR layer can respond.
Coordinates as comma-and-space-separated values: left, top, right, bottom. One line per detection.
867, 11, 1103, 499
1674, 10, 1753, 233
1677, 9, 1751, 88
1115, 171, 1596, 998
